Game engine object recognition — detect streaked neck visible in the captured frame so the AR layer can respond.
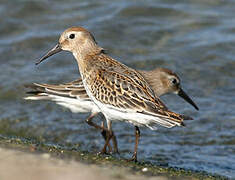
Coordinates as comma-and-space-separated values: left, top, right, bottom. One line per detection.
138, 69, 166, 97
73, 42, 103, 73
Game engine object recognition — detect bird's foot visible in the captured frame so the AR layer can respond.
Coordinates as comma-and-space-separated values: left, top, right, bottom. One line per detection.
126, 154, 138, 162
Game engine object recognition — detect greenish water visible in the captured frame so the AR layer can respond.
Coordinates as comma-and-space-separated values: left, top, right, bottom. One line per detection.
0, 0, 234, 178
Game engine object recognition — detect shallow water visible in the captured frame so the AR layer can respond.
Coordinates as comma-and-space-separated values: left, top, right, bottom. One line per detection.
0, 0, 235, 178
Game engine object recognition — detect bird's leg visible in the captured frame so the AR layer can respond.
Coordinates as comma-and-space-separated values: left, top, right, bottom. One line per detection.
128, 126, 140, 162
111, 133, 119, 154
100, 121, 107, 139
85, 112, 102, 130
100, 121, 113, 152
100, 121, 119, 154
86, 112, 112, 152
100, 120, 113, 154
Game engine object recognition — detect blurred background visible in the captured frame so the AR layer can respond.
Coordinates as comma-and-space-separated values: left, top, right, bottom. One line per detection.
0, 0, 234, 178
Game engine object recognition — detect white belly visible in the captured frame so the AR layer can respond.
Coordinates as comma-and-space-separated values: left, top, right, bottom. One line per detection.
44, 94, 99, 114
82, 79, 178, 130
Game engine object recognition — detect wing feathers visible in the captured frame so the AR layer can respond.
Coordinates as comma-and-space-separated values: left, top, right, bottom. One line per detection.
24, 78, 89, 100
89, 68, 191, 127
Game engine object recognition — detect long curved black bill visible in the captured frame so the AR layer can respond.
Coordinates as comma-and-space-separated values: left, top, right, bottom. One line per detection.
178, 88, 199, 110
35, 44, 62, 65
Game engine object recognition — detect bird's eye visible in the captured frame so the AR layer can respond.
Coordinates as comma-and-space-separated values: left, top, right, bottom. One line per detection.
69, 34, 75, 39
171, 78, 177, 84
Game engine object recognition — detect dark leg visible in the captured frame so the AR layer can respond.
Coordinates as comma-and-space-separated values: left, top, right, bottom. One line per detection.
99, 120, 113, 154
100, 121, 108, 139
101, 121, 119, 154
86, 112, 112, 152
128, 126, 140, 162
111, 133, 119, 154
100, 121, 113, 153
86, 112, 103, 130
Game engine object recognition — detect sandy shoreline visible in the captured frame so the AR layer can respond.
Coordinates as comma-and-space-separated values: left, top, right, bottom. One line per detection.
0, 147, 167, 180
0, 137, 226, 180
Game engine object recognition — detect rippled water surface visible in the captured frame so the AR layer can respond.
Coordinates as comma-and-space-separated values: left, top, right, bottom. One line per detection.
0, 0, 235, 178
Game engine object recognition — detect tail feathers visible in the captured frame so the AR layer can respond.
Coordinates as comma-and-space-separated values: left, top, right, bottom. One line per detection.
24, 84, 50, 100
166, 110, 193, 121
24, 84, 45, 93
24, 93, 54, 101
24, 83, 89, 100
163, 110, 193, 127
33, 81, 84, 91
142, 109, 193, 129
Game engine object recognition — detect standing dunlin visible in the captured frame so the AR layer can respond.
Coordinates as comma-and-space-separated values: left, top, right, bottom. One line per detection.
25, 67, 198, 153
34, 27, 194, 161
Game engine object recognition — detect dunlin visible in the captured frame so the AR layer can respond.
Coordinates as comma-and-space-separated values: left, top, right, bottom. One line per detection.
25, 68, 198, 153
34, 27, 195, 161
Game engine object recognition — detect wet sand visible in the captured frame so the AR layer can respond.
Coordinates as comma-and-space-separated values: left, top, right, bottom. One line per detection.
0, 147, 167, 180
1, 1, 235, 178
0, 137, 225, 180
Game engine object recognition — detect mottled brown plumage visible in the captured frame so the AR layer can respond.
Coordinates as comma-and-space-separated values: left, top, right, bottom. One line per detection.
77, 50, 189, 127
32, 26, 196, 161
25, 67, 198, 154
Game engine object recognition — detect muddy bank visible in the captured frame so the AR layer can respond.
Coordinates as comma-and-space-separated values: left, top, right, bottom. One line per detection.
0, 136, 227, 180
1, 148, 165, 180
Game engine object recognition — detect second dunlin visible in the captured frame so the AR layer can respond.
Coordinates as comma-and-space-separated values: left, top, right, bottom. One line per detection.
25, 67, 198, 153
33, 27, 197, 161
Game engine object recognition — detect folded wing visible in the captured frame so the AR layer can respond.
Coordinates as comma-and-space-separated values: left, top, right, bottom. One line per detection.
89, 68, 192, 128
